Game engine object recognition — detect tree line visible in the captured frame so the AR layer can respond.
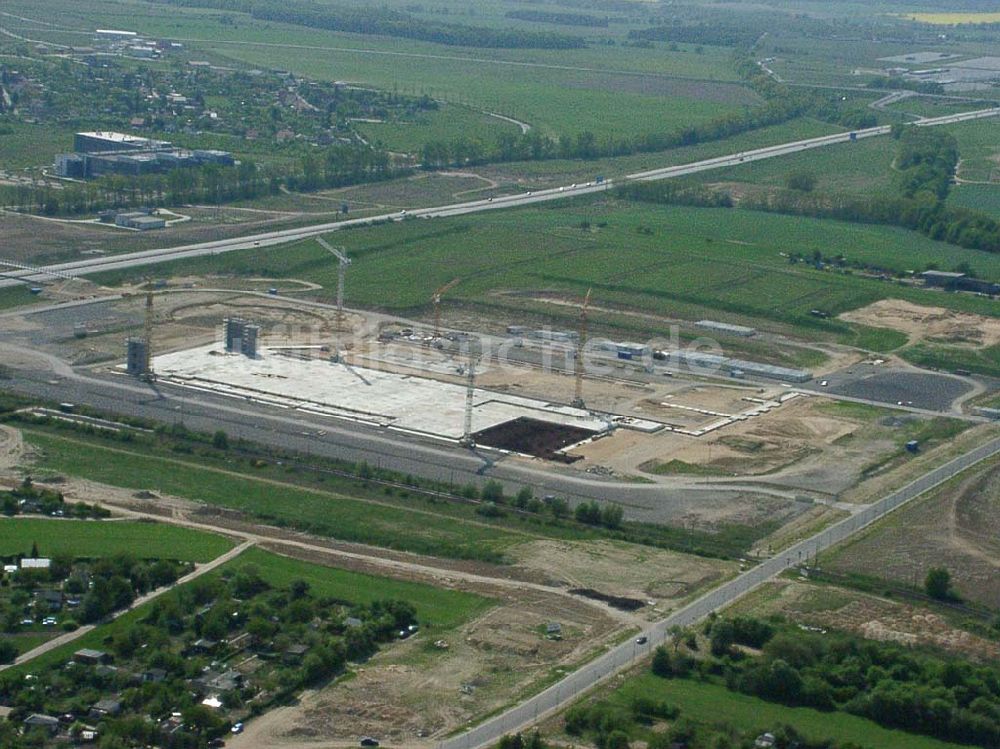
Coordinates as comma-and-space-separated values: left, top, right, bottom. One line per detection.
418, 49, 877, 170
621, 125, 1000, 256
2, 145, 402, 216
505, 9, 611, 27
154, 0, 585, 48
662, 615, 1000, 748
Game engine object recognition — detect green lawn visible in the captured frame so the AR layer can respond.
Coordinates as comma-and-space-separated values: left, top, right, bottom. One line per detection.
0, 517, 233, 562
609, 674, 970, 749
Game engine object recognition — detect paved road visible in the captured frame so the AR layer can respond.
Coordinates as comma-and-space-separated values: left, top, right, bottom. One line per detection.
0, 359, 790, 523
0, 537, 253, 672
3, 107, 997, 289
438, 434, 1000, 749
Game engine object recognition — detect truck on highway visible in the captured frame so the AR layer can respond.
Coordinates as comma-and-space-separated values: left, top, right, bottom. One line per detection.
58, 403, 76, 413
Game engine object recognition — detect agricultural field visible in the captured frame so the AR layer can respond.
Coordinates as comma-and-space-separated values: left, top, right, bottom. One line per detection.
0, 0, 749, 144
353, 104, 522, 154
903, 13, 1000, 25
823, 457, 1000, 608
693, 135, 898, 196
950, 184, 1000, 216
950, 118, 1000, 185
98, 200, 1000, 347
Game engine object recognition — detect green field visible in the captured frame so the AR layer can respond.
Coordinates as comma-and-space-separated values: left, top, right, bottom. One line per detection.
0, 517, 233, 562
24, 430, 528, 562
0, 123, 75, 171
4, 545, 490, 674
950, 118, 1000, 184
104, 200, 1000, 345
1, 0, 749, 143
354, 104, 521, 154
606, 673, 970, 749
235, 546, 491, 629
950, 183, 1000, 216
692, 134, 898, 196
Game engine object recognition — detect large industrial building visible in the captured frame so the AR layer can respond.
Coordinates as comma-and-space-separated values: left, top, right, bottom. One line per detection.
53, 131, 234, 179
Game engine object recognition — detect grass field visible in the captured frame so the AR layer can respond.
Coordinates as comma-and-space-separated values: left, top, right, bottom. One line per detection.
102, 200, 1000, 346
23, 430, 528, 562
4, 545, 490, 674
0, 517, 233, 562
235, 546, 491, 629
0, 122, 75, 171
1, 0, 749, 143
353, 104, 521, 154
949, 184, 1000, 216
693, 134, 898, 196
950, 118, 1000, 185
604, 673, 971, 749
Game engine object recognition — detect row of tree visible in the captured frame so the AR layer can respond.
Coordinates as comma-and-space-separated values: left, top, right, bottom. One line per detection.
657, 615, 1000, 748
620, 125, 1000, 256
2, 146, 402, 216
155, 0, 586, 48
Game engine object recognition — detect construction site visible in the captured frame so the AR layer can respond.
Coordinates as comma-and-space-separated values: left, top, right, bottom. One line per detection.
0, 257, 981, 508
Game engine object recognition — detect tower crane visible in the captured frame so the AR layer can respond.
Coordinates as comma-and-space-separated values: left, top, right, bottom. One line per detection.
431, 278, 460, 337
316, 236, 351, 327
460, 353, 477, 448
572, 288, 592, 408
142, 291, 156, 382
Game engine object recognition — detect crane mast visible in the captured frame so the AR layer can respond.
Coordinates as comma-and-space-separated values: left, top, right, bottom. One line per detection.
316, 236, 351, 328
572, 288, 592, 408
460, 354, 477, 448
431, 278, 460, 338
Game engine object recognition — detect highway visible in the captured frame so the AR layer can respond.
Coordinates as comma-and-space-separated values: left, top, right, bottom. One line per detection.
2, 106, 998, 289
438, 433, 1000, 749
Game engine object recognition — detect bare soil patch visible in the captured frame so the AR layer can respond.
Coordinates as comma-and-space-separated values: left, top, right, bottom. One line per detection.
733, 580, 1000, 662
508, 539, 734, 618
839, 298, 1000, 348
828, 460, 1000, 607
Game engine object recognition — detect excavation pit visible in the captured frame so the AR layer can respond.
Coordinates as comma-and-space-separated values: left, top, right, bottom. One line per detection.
472, 417, 596, 461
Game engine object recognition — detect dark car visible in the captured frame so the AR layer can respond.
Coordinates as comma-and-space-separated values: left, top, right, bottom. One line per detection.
360, 738, 380, 747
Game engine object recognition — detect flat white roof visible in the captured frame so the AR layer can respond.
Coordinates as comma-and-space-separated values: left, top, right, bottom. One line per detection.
78, 131, 153, 144
152, 344, 609, 441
